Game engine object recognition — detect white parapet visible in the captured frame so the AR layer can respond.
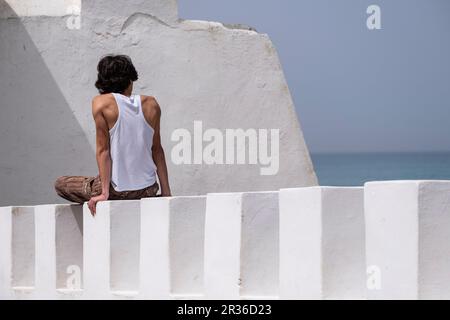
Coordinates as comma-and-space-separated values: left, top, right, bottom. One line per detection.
82, 202, 110, 299
169, 197, 206, 298
365, 181, 450, 300
3, 181, 450, 300
204, 192, 279, 300
279, 187, 365, 300
139, 196, 206, 299
240, 192, 279, 299
0, 206, 13, 299
83, 200, 141, 299
139, 198, 170, 299
0, 206, 35, 299
34, 204, 83, 299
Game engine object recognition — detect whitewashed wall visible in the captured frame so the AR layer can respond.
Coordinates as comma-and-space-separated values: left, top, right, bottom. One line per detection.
0, 0, 317, 207
2, 181, 449, 300
279, 187, 365, 299
365, 181, 450, 300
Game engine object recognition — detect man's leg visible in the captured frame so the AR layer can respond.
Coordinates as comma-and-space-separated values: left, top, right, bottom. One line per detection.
54, 176, 97, 204
88, 175, 160, 200
55, 175, 160, 203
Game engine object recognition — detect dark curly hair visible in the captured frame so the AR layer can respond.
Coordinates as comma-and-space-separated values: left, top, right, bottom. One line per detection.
95, 55, 138, 94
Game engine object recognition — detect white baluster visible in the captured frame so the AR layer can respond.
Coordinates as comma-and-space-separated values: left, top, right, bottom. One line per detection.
279, 187, 365, 299
204, 193, 243, 300
0, 207, 13, 299
365, 181, 450, 300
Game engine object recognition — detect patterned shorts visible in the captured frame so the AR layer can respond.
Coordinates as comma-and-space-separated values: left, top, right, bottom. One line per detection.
54, 175, 159, 204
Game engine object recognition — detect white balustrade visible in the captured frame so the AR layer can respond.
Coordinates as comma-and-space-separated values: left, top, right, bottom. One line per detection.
0, 182, 449, 300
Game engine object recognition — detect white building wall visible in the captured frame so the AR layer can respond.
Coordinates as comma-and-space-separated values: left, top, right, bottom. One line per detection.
0, 0, 317, 207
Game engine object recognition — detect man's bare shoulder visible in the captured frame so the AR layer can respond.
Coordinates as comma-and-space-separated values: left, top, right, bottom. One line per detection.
92, 94, 116, 112
141, 95, 161, 116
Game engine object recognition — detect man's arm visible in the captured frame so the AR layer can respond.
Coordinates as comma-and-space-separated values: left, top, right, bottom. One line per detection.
151, 101, 172, 197
88, 98, 112, 214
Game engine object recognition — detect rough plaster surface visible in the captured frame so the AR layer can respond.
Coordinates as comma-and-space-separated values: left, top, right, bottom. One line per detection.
2, 181, 450, 300
0, 0, 81, 18
204, 193, 243, 299
0, 0, 317, 206
11, 207, 35, 288
240, 192, 279, 298
169, 197, 206, 296
279, 187, 365, 300
204, 192, 279, 299
33, 204, 83, 299
365, 181, 450, 300
109, 201, 141, 292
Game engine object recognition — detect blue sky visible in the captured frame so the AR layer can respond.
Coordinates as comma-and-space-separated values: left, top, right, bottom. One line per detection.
179, 0, 450, 153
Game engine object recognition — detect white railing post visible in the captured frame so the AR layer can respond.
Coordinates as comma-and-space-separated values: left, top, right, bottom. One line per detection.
83, 201, 111, 299
34, 204, 84, 299
34, 205, 57, 299
139, 197, 171, 299
240, 192, 279, 299
0, 207, 13, 299
10, 207, 36, 299
279, 187, 365, 299
109, 201, 141, 298
204, 193, 243, 300
83, 200, 141, 299
54, 205, 83, 298
168, 196, 206, 299
365, 181, 450, 300
140, 196, 206, 300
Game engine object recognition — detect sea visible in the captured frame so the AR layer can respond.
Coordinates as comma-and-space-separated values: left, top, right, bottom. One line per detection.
311, 152, 450, 187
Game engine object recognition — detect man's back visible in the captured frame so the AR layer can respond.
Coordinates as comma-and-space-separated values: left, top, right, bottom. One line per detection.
93, 93, 160, 192
93, 93, 160, 132
55, 54, 171, 215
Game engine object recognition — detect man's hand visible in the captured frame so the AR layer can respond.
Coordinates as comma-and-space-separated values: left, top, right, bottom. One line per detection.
88, 193, 109, 216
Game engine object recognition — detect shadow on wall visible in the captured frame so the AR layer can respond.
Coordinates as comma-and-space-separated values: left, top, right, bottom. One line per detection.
0, 1, 94, 206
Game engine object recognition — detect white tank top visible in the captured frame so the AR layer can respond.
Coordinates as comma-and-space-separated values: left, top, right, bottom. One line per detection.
109, 93, 157, 192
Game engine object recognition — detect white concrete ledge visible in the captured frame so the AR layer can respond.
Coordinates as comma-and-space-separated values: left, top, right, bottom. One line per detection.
279, 187, 365, 299
1, 181, 450, 300
139, 197, 170, 299
169, 197, 206, 297
83, 200, 141, 299
0, 206, 36, 299
0, 206, 13, 300
240, 192, 279, 298
83, 201, 111, 299
204, 192, 279, 299
34, 204, 83, 299
204, 193, 243, 300
139, 196, 206, 299
365, 181, 450, 300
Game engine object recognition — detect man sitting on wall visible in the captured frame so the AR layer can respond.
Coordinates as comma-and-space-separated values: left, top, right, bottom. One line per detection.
54, 55, 172, 215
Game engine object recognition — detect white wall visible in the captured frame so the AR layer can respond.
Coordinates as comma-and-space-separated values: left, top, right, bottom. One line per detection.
0, 0, 317, 206
365, 181, 450, 300
279, 187, 365, 299
1, 1, 81, 18
2, 181, 450, 300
